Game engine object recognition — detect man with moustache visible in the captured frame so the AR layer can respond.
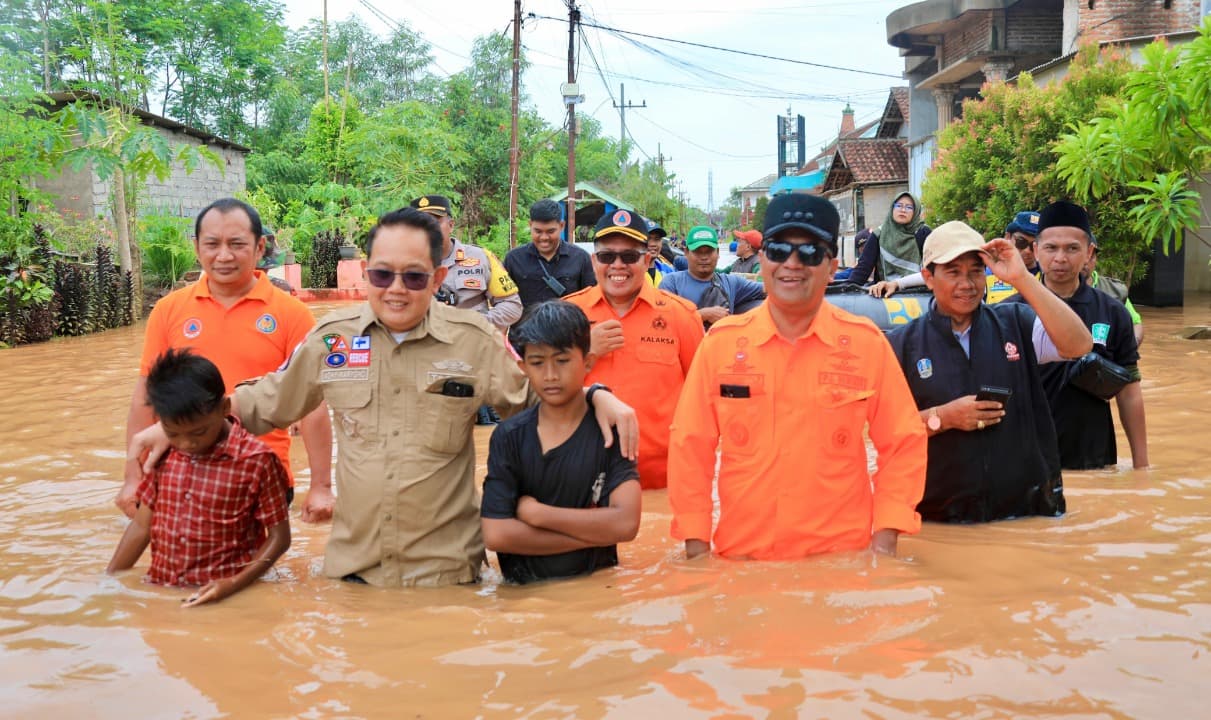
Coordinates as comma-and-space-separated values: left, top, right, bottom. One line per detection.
668, 193, 927, 560
565, 209, 704, 490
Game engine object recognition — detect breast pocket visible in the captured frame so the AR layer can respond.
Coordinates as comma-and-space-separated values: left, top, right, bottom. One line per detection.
817, 388, 875, 457
326, 383, 376, 443
636, 338, 678, 366
420, 375, 478, 455
716, 396, 764, 457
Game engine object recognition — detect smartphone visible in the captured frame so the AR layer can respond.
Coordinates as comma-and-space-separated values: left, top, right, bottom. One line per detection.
441, 380, 475, 398
976, 385, 1012, 405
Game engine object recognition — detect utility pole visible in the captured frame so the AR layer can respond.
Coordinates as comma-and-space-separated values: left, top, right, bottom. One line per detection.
657, 143, 671, 174
507, 0, 522, 249
566, 2, 579, 243
707, 169, 714, 221
613, 83, 645, 164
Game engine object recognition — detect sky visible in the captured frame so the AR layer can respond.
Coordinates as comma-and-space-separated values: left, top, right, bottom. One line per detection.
278, 0, 912, 211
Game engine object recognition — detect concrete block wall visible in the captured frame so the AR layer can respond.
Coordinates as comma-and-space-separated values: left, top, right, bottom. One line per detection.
141, 129, 246, 219
1077, 0, 1202, 44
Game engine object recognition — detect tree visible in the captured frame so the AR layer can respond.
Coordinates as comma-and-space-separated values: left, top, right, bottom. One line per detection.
922, 45, 1144, 281
1054, 19, 1211, 261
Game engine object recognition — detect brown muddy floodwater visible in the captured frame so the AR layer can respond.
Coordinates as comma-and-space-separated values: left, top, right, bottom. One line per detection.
2, 298, 1210, 719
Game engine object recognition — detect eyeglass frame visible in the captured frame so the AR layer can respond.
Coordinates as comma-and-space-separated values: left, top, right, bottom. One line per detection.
761, 240, 833, 267
594, 249, 645, 265
365, 268, 434, 290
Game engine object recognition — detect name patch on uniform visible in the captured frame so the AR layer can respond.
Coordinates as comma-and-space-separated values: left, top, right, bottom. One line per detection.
348, 350, 371, 367
1091, 323, 1110, 345
352, 335, 371, 350
465, 278, 483, 289
917, 358, 933, 379
434, 360, 473, 373
320, 368, 370, 382
457, 258, 480, 268
1005, 342, 1021, 361
325, 352, 347, 368
183, 318, 203, 339
818, 372, 865, 390
641, 335, 675, 345
256, 313, 277, 334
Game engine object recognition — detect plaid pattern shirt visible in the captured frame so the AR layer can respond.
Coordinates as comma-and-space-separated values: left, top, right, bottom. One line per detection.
137, 417, 289, 587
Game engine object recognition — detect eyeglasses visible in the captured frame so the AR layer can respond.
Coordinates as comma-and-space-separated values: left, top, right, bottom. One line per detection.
366, 268, 433, 290
762, 240, 831, 266
594, 249, 645, 265
893, 203, 915, 211
1012, 233, 1034, 250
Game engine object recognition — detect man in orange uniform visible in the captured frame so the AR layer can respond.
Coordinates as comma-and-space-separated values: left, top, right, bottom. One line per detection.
669, 193, 926, 559
118, 198, 334, 522
565, 209, 703, 490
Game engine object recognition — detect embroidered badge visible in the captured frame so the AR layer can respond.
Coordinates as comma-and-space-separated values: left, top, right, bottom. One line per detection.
255, 313, 277, 334
322, 333, 344, 352
1004, 342, 1021, 361
651, 316, 667, 330
463, 278, 482, 289
325, 352, 347, 368
612, 210, 632, 227
348, 350, 371, 367
183, 318, 203, 339
352, 335, 371, 351
1091, 323, 1110, 346
434, 360, 473, 373
832, 428, 851, 449
320, 368, 370, 382
917, 358, 933, 379
727, 422, 750, 448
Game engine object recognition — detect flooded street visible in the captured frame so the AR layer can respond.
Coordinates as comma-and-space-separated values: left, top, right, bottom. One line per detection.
2, 297, 1210, 719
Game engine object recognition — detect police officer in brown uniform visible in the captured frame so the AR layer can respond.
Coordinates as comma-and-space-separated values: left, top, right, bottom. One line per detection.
410, 195, 523, 333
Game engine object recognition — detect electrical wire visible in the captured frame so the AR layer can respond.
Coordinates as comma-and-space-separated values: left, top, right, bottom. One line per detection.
527, 13, 903, 79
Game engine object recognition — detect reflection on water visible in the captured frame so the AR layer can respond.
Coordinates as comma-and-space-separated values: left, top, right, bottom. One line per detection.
2, 297, 1210, 718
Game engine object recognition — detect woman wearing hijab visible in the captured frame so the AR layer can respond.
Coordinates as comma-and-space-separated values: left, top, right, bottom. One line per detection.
845, 192, 932, 297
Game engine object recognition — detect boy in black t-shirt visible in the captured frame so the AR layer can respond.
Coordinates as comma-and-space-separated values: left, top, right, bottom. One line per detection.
481, 301, 641, 584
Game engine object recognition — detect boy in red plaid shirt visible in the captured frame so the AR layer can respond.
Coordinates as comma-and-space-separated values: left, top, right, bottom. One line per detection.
108, 349, 291, 606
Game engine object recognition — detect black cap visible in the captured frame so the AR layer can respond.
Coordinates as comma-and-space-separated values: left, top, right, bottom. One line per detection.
644, 217, 667, 238
593, 208, 648, 245
410, 195, 453, 217
1037, 200, 1091, 238
763, 193, 841, 251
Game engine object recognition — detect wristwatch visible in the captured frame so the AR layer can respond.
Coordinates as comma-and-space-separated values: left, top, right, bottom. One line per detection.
585, 383, 612, 407
926, 407, 942, 432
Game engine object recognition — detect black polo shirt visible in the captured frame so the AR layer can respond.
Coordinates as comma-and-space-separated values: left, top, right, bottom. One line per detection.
503, 241, 597, 307
481, 405, 639, 584
889, 301, 1064, 523
1006, 280, 1139, 469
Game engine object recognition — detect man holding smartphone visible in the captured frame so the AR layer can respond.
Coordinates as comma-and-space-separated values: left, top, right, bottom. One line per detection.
504, 199, 597, 308
888, 221, 1092, 523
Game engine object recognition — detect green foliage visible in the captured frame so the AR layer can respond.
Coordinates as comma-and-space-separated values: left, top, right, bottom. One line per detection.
304, 95, 363, 184
751, 196, 770, 232
923, 46, 1145, 281
138, 212, 194, 288
309, 232, 341, 289
1054, 19, 1211, 259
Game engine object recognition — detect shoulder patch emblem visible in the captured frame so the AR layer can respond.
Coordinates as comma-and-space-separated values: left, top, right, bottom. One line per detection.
916, 358, 933, 379
1091, 322, 1110, 345
183, 318, 203, 339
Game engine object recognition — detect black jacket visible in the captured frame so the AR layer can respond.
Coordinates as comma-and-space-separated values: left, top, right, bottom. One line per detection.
889, 301, 1064, 522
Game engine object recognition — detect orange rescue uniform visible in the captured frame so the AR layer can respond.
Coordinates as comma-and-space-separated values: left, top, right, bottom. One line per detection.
139, 271, 316, 484
669, 301, 926, 558
565, 281, 704, 489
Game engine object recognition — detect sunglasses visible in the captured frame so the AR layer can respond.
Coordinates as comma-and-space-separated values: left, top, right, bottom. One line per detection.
762, 240, 831, 266
1012, 233, 1034, 250
366, 268, 433, 290
594, 249, 645, 265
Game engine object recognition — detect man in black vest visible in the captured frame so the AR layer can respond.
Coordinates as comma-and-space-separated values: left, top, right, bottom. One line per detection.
1008, 201, 1148, 470
889, 221, 1092, 522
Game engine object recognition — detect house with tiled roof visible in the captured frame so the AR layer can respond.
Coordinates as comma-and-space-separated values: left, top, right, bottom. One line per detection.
814, 89, 911, 240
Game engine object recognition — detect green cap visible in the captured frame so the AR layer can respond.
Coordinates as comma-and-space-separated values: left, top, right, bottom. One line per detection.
686, 225, 719, 251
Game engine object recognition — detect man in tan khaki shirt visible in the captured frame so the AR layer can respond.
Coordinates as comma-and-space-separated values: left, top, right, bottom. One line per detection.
132, 207, 637, 588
